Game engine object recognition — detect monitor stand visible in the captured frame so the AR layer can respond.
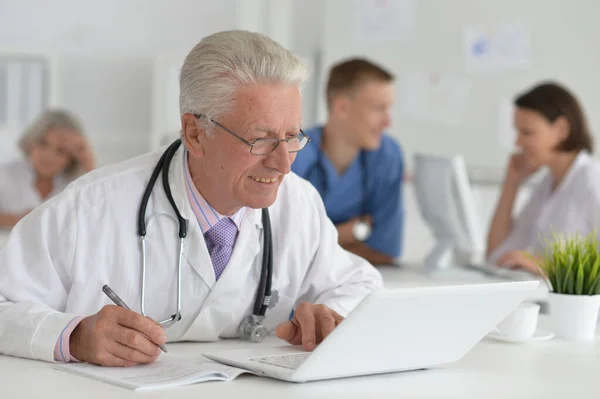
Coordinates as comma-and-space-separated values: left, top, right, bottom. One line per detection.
423, 239, 455, 272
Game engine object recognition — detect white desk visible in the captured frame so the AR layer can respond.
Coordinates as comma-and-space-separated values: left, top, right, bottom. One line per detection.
1, 316, 598, 399
1, 266, 595, 398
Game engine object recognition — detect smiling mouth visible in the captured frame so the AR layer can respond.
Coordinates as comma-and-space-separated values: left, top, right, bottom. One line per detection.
249, 176, 279, 184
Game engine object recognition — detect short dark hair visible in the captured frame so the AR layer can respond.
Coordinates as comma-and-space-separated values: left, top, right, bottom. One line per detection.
514, 82, 593, 153
326, 58, 394, 107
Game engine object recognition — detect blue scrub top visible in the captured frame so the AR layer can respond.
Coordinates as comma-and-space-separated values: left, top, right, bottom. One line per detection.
292, 126, 405, 258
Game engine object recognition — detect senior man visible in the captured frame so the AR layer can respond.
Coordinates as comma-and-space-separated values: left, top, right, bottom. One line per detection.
0, 30, 382, 367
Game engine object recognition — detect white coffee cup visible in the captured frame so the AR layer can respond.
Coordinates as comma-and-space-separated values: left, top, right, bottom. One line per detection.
495, 302, 540, 340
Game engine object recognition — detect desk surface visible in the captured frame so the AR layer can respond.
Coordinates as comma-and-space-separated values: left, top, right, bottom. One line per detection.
0, 265, 591, 399
2, 316, 598, 399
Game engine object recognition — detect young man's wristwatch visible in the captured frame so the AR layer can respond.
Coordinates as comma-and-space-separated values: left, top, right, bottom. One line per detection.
352, 219, 372, 242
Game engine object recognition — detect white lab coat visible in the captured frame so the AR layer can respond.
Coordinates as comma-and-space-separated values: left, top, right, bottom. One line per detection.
0, 146, 382, 362
0, 158, 69, 214
488, 151, 600, 264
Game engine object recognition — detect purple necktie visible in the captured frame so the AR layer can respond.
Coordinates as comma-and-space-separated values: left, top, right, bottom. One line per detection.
204, 218, 238, 280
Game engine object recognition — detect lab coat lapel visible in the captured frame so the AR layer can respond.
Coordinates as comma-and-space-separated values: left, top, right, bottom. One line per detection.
182, 220, 216, 287
180, 207, 263, 341
167, 145, 216, 288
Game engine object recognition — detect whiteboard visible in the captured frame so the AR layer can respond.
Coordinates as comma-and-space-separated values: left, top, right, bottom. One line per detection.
318, 0, 600, 177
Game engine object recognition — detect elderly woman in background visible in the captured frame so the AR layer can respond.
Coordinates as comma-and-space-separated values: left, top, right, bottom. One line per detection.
0, 109, 95, 228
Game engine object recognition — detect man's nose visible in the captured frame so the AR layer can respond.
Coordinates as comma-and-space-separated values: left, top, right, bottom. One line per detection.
265, 141, 292, 174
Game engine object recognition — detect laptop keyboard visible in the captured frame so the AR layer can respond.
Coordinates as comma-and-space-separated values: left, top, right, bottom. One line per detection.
464, 263, 535, 280
250, 353, 311, 370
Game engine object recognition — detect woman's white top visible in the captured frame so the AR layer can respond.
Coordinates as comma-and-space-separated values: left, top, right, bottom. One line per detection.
488, 151, 600, 264
0, 158, 69, 215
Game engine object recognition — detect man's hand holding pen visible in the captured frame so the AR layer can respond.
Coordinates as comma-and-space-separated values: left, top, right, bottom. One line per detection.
70, 305, 168, 367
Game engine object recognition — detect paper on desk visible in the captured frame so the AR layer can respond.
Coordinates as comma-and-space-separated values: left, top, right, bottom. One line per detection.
53, 355, 252, 391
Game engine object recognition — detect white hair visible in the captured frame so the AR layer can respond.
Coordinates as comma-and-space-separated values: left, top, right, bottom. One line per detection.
179, 30, 308, 130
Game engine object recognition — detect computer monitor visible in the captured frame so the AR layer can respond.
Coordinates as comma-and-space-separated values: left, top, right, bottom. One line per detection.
413, 153, 485, 271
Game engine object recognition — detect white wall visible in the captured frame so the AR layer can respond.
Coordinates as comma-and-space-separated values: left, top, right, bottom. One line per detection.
291, 0, 325, 128
292, 0, 324, 56
0, 0, 238, 165
0, 0, 236, 55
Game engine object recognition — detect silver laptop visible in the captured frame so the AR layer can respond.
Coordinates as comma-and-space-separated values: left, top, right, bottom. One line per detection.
203, 280, 539, 382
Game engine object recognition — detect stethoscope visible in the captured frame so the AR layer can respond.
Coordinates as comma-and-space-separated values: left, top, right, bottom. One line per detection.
137, 139, 277, 342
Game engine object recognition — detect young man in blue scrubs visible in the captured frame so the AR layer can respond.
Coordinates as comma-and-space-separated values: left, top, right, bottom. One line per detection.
292, 58, 404, 265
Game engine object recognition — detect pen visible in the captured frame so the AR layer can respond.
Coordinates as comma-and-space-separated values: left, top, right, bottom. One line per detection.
102, 284, 168, 353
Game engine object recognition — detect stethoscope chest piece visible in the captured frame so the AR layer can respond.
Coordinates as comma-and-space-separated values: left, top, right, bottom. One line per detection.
239, 315, 268, 343
238, 289, 280, 343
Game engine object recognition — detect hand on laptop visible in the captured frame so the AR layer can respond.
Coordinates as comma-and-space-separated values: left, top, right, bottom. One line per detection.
497, 250, 542, 275
275, 302, 344, 351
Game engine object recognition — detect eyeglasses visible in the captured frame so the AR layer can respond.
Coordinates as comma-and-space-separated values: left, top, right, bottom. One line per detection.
194, 114, 310, 155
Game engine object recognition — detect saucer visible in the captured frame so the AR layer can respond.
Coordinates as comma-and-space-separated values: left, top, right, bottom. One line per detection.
487, 329, 555, 343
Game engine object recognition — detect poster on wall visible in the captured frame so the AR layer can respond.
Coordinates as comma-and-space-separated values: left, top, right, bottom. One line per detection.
398, 72, 472, 126
354, 0, 416, 41
463, 21, 532, 74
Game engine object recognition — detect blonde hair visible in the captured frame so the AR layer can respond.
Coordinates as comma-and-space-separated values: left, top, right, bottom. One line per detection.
19, 109, 87, 178
179, 30, 308, 133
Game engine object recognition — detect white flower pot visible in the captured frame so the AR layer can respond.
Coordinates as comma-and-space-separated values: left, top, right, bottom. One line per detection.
547, 292, 600, 341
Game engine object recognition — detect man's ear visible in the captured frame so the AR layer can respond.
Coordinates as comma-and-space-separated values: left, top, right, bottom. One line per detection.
181, 113, 205, 157
331, 94, 351, 119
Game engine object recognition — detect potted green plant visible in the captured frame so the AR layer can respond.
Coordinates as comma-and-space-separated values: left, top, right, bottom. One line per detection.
536, 232, 600, 341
